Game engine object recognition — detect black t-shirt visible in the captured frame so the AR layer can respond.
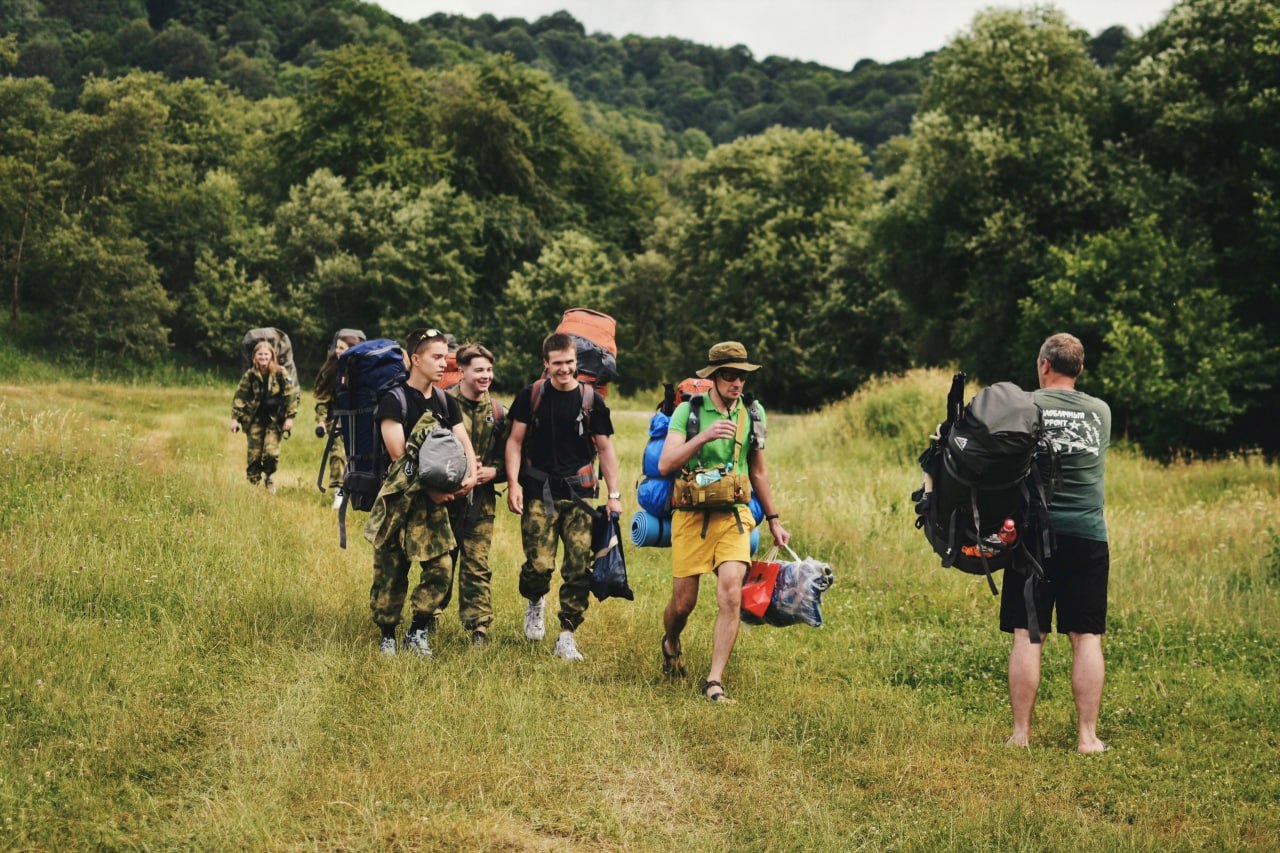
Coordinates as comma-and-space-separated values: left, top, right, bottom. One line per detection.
375, 383, 462, 433
509, 381, 613, 498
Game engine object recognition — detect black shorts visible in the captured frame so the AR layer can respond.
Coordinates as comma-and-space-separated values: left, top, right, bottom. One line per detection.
1000, 534, 1109, 635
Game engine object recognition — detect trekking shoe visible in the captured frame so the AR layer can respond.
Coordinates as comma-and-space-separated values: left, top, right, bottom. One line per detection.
378, 636, 397, 656
552, 630, 584, 662
331, 489, 344, 510
523, 596, 546, 641
264, 476, 276, 495
402, 627, 433, 659
470, 630, 490, 649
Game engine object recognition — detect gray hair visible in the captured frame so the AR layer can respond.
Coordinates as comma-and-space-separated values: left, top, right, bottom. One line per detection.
1038, 333, 1085, 378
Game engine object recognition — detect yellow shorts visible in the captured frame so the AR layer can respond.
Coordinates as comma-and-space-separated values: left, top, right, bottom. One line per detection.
671, 508, 755, 578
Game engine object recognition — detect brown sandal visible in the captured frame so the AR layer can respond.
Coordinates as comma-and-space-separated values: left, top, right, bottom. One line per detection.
661, 635, 687, 679
701, 679, 735, 704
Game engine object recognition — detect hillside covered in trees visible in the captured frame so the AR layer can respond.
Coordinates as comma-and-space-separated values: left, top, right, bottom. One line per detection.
2, 0, 1277, 456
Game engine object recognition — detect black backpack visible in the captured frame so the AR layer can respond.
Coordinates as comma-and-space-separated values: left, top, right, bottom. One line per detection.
316, 339, 409, 547
912, 373, 1059, 642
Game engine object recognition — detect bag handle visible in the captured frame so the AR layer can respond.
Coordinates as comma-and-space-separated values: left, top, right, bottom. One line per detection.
758, 544, 800, 563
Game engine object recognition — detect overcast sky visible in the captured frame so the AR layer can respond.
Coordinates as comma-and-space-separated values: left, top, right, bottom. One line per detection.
370, 1, 1177, 67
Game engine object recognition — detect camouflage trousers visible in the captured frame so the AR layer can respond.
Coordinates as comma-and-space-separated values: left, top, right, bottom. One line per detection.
370, 538, 454, 629
445, 487, 498, 632
244, 419, 281, 483
519, 499, 594, 632
327, 446, 346, 490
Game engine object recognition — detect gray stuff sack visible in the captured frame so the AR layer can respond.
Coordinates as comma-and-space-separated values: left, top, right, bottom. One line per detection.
412, 425, 468, 492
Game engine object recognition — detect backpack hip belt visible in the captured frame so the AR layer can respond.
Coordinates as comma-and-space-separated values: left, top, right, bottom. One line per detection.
521, 461, 598, 519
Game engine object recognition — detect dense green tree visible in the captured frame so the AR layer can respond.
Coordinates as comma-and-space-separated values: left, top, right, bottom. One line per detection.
280, 43, 435, 190
0, 76, 62, 321
660, 126, 903, 408
500, 230, 617, 384
876, 7, 1104, 377
185, 250, 278, 360
1016, 217, 1272, 455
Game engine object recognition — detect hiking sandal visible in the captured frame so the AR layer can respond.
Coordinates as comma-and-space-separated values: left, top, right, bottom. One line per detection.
661, 635, 687, 679
701, 679, 735, 704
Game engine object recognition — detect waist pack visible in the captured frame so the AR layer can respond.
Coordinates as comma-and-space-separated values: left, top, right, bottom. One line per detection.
672, 468, 751, 510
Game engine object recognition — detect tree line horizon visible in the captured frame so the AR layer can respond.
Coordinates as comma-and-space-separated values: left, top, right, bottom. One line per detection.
1, 0, 1276, 457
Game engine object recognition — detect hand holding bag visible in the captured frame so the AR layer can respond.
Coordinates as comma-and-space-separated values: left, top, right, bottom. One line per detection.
590, 507, 634, 602
742, 545, 797, 620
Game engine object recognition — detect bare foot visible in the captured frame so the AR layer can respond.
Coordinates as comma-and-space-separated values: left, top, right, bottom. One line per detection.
1002, 735, 1030, 748
1078, 740, 1110, 754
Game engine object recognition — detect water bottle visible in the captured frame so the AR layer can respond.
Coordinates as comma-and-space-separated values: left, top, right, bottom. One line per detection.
998, 518, 1018, 547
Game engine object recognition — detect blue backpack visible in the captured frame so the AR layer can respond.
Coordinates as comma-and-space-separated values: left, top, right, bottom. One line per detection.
317, 339, 408, 547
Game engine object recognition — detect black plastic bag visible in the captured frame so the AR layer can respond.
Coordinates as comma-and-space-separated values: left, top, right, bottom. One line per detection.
590, 508, 633, 602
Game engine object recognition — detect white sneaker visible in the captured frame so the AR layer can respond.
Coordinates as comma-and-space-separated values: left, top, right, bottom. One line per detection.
523, 596, 546, 641
553, 630, 583, 661
332, 489, 344, 510
379, 636, 397, 656
402, 627, 433, 659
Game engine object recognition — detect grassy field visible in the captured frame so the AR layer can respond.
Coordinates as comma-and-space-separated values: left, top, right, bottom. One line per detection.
1, 366, 1278, 850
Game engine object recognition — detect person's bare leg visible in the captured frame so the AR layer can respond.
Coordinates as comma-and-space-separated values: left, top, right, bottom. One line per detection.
663, 576, 699, 658
1069, 631, 1107, 753
706, 561, 747, 695
1007, 628, 1044, 746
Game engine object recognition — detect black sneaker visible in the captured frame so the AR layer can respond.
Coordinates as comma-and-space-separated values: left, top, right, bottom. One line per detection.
470, 630, 490, 649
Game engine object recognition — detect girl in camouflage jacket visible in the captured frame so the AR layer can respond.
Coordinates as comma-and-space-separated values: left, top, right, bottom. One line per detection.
230, 341, 299, 491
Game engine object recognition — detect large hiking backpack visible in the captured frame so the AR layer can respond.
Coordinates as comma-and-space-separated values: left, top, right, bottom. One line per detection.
317, 339, 407, 547
632, 381, 763, 548
556, 308, 618, 398
912, 372, 1059, 642
434, 333, 462, 391
241, 327, 299, 388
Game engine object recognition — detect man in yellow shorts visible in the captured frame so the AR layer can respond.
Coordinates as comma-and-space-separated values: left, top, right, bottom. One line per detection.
657, 341, 790, 703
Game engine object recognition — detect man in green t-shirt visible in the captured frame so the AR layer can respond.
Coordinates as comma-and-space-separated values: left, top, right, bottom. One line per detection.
657, 341, 790, 703
1001, 332, 1112, 753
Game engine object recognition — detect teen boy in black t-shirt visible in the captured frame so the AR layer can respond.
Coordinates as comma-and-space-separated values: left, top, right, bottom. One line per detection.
505, 333, 622, 661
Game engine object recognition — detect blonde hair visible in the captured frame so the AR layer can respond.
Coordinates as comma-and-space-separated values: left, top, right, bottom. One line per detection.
252, 341, 282, 377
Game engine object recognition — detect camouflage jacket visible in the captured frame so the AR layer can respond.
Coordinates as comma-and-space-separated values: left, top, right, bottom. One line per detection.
449, 388, 510, 482
232, 369, 299, 426
313, 363, 339, 426
363, 407, 457, 561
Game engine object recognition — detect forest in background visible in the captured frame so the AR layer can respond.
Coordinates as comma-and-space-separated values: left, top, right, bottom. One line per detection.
1, 0, 1278, 456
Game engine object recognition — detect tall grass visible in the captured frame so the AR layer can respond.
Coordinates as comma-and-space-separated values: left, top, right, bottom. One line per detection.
1, 369, 1277, 849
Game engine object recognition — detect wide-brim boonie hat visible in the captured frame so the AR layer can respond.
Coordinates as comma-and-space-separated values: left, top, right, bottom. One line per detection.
695, 341, 761, 378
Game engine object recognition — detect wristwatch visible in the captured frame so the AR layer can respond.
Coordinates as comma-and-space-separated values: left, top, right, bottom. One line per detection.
607, 491, 622, 500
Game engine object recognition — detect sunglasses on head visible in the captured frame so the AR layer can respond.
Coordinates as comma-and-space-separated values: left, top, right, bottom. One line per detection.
407, 328, 443, 352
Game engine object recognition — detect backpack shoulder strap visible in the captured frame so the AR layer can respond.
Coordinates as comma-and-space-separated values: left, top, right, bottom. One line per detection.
432, 384, 449, 413
685, 394, 703, 439
529, 378, 550, 422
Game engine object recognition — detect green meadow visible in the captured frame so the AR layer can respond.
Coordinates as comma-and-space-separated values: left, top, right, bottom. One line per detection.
1, 366, 1277, 850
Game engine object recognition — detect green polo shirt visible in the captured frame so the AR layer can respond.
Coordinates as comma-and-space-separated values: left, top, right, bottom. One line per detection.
667, 394, 765, 475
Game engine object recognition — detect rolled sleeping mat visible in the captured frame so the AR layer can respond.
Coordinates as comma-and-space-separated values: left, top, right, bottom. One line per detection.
631, 509, 671, 548
630, 509, 761, 552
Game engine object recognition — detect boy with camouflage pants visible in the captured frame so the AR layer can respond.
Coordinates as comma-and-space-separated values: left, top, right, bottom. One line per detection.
365, 328, 477, 658
504, 333, 623, 661
446, 343, 510, 647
